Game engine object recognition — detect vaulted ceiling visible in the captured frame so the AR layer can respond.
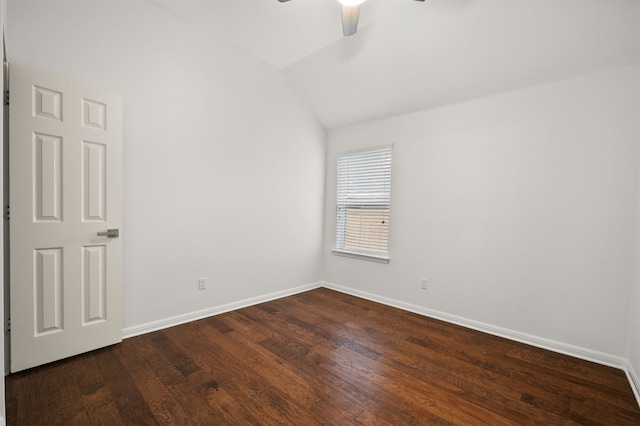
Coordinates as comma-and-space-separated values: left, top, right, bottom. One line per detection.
161, 0, 640, 130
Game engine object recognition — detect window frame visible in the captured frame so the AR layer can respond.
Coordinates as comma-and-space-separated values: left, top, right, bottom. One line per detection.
332, 144, 393, 263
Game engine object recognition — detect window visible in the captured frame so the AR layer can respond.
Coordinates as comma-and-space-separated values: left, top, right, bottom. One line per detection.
334, 145, 392, 263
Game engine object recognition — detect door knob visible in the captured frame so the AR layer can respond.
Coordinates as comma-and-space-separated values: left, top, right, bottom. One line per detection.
97, 229, 119, 238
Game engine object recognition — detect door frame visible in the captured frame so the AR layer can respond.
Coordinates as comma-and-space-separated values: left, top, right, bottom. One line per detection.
3, 58, 8, 378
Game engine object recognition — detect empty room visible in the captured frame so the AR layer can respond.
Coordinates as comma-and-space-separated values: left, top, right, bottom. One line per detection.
1, 0, 639, 424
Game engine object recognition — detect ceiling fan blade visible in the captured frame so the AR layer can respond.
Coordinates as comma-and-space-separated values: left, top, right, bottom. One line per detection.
341, 4, 361, 37
277, 0, 292, 2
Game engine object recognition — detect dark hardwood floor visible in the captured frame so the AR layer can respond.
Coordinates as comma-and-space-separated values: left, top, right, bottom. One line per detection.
6, 287, 640, 425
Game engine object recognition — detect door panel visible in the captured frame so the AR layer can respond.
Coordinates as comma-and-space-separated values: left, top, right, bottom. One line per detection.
9, 63, 123, 372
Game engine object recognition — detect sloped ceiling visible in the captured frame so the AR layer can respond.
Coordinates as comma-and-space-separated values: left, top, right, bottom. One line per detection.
161, 0, 640, 130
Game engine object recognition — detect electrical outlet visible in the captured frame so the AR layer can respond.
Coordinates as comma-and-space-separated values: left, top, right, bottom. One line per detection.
421, 278, 428, 290
199, 277, 207, 290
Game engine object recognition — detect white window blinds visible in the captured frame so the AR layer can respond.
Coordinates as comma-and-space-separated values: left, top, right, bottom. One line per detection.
335, 146, 392, 261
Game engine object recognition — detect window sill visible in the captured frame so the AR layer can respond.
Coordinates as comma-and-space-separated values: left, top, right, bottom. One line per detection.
331, 249, 390, 264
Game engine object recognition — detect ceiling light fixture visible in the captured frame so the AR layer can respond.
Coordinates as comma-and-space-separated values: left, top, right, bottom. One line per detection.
338, 0, 365, 37
277, 0, 424, 38
337, 0, 366, 6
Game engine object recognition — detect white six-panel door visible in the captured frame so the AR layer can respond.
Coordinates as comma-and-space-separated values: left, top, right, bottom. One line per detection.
9, 63, 123, 372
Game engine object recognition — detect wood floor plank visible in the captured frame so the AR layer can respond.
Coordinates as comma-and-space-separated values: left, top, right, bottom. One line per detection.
235, 309, 375, 423
6, 288, 640, 425
330, 296, 635, 420
92, 344, 159, 425
334, 319, 575, 424
117, 336, 193, 425
142, 332, 232, 426
163, 320, 290, 425
199, 314, 325, 424
268, 294, 515, 424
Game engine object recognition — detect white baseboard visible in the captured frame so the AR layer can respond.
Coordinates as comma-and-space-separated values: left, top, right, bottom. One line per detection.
624, 359, 640, 407
122, 282, 322, 339
322, 280, 640, 405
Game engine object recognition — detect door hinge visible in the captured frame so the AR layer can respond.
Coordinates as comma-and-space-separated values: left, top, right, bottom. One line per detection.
5, 318, 10, 333
4, 205, 9, 221
4, 90, 8, 106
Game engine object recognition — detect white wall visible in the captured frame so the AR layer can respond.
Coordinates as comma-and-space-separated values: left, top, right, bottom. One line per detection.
6, 1, 326, 329
324, 64, 640, 358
